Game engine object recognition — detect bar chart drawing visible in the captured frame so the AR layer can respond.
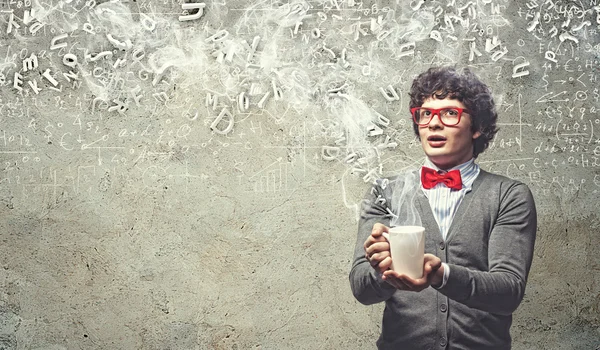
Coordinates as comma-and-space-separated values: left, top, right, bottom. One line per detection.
239, 157, 292, 193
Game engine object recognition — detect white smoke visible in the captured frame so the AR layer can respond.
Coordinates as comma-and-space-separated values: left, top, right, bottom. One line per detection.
389, 168, 422, 227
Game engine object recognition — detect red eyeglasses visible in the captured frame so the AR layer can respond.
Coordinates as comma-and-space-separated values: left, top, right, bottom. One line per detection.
410, 107, 470, 126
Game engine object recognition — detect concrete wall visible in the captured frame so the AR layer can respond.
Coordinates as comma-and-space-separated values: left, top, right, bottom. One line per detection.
0, 0, 599, 349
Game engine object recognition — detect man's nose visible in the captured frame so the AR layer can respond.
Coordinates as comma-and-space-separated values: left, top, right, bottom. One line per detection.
428, 112, 444, 128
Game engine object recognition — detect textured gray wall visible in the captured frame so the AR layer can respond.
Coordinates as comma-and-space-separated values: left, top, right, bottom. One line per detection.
0, 0, 599, 349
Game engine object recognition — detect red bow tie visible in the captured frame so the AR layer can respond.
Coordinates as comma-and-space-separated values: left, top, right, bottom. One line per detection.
421, 167, 462, 190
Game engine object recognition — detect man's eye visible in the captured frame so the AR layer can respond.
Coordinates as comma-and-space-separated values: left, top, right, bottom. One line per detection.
446, 109, 458, 116
423, 110, 432, 116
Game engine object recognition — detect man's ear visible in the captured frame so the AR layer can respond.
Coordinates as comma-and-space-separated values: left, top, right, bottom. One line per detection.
472, 130, 482, 139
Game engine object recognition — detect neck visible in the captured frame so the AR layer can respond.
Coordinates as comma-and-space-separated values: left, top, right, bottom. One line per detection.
427, 157, 474, 171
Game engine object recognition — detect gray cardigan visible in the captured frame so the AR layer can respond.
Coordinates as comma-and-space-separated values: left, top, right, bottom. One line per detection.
349, 169, 537, 350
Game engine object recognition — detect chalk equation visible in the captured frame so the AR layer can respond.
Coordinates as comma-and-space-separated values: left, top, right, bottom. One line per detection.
0, 0, 598, 216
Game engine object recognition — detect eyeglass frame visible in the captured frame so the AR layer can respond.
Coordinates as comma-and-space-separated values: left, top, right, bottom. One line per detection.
410, 106, 471, 127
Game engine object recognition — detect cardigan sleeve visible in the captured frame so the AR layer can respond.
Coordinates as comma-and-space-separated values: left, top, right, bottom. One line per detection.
349, 179, 397, 305
438, 182, 537, 315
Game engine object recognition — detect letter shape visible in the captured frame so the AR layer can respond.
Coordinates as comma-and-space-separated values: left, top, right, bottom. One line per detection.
179, 3, 206, 22
42, 69, 59, 86
50, 33, 68, 51
430, 30, 443, 42
321, 146, 340, 161
210, 108, 234, 135
491, 46, 508, 62
7, 13, 20, 34
512, 61, 530, 78
397, 42, 415, 58
379, 85, 400, 101
23, 53, 39, 72
469, 41, 482, 62
13, 72, 23, 91
485, 36, 501, 52
28, 79, 42, 94
545, 51, 558, 63
63, 53, 78, 68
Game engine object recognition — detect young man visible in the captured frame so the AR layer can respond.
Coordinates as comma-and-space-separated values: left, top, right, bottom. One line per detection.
349, 66, 537, 349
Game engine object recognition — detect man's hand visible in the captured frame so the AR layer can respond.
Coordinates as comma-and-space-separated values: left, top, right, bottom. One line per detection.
364, 223, 392, 273
381, 254, 443, 292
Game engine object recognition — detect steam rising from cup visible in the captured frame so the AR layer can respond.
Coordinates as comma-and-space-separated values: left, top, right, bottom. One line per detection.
389, 169, 422, 228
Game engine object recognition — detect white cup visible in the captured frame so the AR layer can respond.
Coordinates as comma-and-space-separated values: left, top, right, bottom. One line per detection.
382, 226, 425, 279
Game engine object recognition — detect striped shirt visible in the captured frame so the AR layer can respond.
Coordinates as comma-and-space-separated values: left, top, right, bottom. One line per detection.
421, 158, 480, 240
421, 158, 480, 289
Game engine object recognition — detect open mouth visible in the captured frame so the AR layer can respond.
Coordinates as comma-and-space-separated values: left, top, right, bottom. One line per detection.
427, 135, 447, 147
427, 135, 447, 142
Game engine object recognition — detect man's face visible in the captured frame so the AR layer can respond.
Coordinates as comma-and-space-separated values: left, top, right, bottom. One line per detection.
417, 97, 481, 170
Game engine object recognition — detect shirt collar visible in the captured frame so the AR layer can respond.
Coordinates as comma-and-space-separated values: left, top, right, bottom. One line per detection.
422, 158, 480, 190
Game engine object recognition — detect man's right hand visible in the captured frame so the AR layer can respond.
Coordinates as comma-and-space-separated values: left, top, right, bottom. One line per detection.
363, 223, 392, 273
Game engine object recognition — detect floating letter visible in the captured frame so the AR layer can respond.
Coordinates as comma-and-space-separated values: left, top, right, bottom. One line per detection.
179, 3, 206, 22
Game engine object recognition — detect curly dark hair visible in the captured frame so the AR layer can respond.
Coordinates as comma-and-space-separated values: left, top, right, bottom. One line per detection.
408, 66, 499, 158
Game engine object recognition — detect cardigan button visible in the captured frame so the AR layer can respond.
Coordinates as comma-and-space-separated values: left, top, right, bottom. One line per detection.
440, 303, 447, 312
440, 337, 447, 347
439, 242, 445, 250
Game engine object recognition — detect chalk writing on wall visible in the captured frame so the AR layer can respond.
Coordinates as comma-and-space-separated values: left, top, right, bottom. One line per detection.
0, 0, 598, 218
